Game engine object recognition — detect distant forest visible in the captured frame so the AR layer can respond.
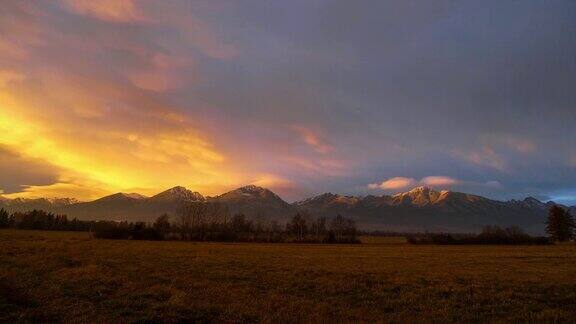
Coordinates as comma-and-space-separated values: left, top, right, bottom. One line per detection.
0, 202, 360, 244
1, 202, 573, 245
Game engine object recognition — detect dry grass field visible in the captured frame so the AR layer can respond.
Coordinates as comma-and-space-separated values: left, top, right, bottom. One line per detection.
1, 230, 575, 323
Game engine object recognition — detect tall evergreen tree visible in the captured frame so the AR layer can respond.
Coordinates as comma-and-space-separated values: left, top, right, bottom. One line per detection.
546, 205, 575, 242
0, 208, 9, 228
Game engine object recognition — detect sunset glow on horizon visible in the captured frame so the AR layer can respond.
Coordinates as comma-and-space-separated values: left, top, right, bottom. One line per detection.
1, 1, 575, 204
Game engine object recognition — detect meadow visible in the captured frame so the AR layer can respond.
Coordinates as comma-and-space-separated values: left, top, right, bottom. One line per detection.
1, 230, 575, 323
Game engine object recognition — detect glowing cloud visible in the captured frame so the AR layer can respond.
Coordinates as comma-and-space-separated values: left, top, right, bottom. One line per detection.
0, 2, 246, 200
0, 91, 241, 199
369, 177, 416, 190
369, 176, 461, 191
59, 0, 143, 23
453, 147, 507, 172
251, 174, 294, 190
0, 1, 574, 203
290, 125, 334, 154
420, 176, 460, 187
0, 71, 25, 87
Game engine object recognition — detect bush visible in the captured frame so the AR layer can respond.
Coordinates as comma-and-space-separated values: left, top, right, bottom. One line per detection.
131, 222, 163, 240
408, 226, 551, 245
93, 222, 131, 239
0, 208, 10, 228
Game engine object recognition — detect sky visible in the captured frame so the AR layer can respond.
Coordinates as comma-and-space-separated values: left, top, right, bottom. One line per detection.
1, 1, 575, 204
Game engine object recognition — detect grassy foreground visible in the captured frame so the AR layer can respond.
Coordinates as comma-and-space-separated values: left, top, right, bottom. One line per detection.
1, 230, 575, 323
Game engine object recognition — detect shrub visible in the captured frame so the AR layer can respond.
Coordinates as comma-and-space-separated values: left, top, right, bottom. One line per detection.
0, 208, 10, 228
408, 226, 550, 245
93, 221, 131, 239
131, 222, 163, 241
546, 206, 575, 242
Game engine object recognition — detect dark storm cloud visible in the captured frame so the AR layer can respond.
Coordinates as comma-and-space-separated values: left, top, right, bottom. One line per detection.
0, 147, 60, 194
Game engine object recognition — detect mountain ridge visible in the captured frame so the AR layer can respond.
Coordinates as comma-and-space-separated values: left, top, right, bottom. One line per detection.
1, 186, 573, 234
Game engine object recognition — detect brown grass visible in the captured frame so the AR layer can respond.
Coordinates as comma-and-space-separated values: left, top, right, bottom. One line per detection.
1, 230, 576, 323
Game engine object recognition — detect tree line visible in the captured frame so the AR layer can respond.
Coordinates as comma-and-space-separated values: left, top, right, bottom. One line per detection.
0, 208, 92, 231
93, 202, 360, 243
408, 205, 576, 245
407, 225, 551, 245
3, 203, 573, 245
0, 202, 359, 243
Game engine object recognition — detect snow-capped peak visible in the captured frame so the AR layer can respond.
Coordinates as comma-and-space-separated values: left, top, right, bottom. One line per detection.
237, 185, 268, 194
392, 186, 445, 206
151, 186, 205, 202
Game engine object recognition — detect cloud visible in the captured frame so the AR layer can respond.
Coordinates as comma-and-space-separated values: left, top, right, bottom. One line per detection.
568, 155, 576, 168
0, 70, 25, 87
290, 125, 335, 154
453, 147, 507, 172
420, 176, 460, 187
1, 1, 575, 203
368, 177, 416, 190
484, 180, 502, 188
369, 176, 460, 191
0, 147, 61, 194
0, 2, 245, 199
251, 174, 294, 189
59, 0, 143, 23
505, 138, 536, 154
0, 39, 29, 60
127, 53, 192, 92
2, 182, 105, 200
281, 156, 348, 177
452, 135, 536, 172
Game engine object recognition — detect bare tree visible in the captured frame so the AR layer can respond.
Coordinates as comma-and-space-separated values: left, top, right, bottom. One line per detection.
330, 214, 358, 243
153, 213, 171, 238
311, 217, 327, 242
287, 213, 308, 241
176, 202, 229, 241
177, 202, 208, 240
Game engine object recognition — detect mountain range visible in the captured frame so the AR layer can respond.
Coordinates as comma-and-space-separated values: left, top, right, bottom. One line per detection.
1, 185, 574, 234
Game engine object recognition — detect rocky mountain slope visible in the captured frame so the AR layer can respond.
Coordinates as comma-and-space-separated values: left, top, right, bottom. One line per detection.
1, 186, 573, 233
0, 197, 79, 213
294, 187, 566, 233
209, 185, 294, 221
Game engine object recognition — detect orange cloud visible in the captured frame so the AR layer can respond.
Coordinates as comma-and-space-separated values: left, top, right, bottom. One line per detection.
2, 182, 109, 201
0, 0, 254, 200
0, 98, 243, 199
0, 71, 25, 87
281, 156, 348, 177
0, 58, 242, 200
290, 125, 335, 154
127, 53, 192, 92
251, 174, 294, 190
453, 147, 507, 171
0, 39, 29, 60
420, 176, 460, 187
59, 0, 143, 23
369, 176, 460, 191
369, 177, 416, 190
